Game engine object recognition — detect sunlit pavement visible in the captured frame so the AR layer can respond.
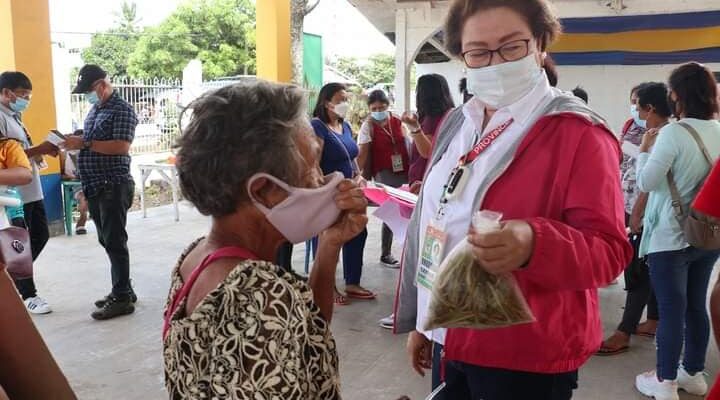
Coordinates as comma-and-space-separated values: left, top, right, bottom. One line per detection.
30, 202, 718, 399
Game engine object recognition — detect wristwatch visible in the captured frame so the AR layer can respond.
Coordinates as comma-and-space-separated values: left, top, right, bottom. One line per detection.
83, 140, 92, 150
410, 127, 422, 135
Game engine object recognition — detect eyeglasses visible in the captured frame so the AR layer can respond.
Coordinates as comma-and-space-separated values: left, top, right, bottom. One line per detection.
461, 39, 531, 68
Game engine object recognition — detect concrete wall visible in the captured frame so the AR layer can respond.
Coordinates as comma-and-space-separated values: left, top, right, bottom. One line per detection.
412, 61, 720, 136
415, 60, 464, 107
556, 63, 720, 134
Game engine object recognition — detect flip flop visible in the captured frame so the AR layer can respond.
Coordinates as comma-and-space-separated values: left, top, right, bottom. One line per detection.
334, 293, 349, 306
596, 344, 629, 356
75, 227, 87, 235
345, 288, 377, 300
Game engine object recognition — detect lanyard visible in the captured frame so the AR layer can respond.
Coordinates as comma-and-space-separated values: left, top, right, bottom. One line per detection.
435, 118, 514, 219
459, 118, 514, 167
317, 118, 358, 176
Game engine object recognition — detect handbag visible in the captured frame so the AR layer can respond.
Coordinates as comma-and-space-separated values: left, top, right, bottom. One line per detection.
666, 122, 720, 250
0, 226, 33, 279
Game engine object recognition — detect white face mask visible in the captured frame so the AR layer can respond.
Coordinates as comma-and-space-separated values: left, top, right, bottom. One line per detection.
248, 172, 344, 244
331, 102, 350, 119
466, 53, 543, 109
630, 104, 647, 128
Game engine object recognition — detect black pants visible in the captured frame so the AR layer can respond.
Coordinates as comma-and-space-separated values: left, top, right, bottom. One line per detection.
87, 181, 134, 299
618, 267, 659, 334
381, 224, 393, 257
275, 242, 293, 272
11, 200, 50, 300
443, 361, 578, 400
618, 219, 659, 335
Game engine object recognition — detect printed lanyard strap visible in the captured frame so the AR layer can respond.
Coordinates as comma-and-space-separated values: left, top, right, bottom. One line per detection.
459, 118, 514, 167
318, 118, 358, 175
435, 118, 515, 216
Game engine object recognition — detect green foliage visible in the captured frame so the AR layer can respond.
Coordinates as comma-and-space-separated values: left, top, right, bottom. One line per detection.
127, 0, 256, 79
331, 53, 395, 88
81, 1, 140, 77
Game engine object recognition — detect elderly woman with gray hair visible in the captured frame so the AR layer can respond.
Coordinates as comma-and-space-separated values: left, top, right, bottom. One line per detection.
162, 81, 368, 399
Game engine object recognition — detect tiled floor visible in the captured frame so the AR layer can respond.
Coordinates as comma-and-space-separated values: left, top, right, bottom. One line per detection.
29, 202, 718, 399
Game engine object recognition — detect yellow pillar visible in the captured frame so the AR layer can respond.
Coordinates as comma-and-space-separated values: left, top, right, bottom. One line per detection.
1, 0, 62, 226
256, 0, 292, 83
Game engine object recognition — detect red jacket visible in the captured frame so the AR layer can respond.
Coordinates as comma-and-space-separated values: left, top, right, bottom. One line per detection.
444, 113, 633, 373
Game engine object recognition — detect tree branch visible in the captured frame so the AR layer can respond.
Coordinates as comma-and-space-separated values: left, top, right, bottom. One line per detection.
304, 0, 320, 16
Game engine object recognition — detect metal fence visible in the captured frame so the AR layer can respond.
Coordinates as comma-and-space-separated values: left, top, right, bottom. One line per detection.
70, 77, 183, 155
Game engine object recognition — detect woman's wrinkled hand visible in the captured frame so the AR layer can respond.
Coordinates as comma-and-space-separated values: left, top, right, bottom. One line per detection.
467, 220, 535, 275
406, 330, 432, 377
322, 179, 368, 247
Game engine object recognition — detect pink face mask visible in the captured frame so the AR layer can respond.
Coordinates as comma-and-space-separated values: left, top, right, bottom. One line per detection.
248, 172, 344, 244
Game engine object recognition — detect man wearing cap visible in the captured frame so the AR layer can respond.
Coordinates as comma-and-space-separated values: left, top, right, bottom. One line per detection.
63, 65, 138, 320
0, 71, 58, 315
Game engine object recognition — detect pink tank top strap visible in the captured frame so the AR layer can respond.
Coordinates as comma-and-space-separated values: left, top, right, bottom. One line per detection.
163, 246, 258, 340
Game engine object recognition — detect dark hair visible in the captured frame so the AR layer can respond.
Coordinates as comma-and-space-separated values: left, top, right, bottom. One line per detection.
544, 55, 558, 87
636, 82, 672, 118
0, 71, 32, 91
367, 89, 390, 106
312, 83, 346, 123
177, 81, 306, 217
668, 62, 719, 120
630, 83, 647, 98
444, 0, 561, 57
459, 78, 468, 94
572, 86, 588, 103
416, 74, 455, 121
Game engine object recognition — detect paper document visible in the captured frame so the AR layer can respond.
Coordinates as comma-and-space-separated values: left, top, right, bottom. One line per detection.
621, 141, 640, 159
373, 201, 410, 245
374, 182, 418, 204
46, 130, 66, 147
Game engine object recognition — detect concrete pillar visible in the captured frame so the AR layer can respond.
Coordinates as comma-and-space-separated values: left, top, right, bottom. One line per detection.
256, 0, 293, 83
0, 0, 63, 230
394, 8, 411, 112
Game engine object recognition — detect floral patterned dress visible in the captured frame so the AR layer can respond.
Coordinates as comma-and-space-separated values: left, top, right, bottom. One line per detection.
620, 120, 646, 215
163, 240, 341, 399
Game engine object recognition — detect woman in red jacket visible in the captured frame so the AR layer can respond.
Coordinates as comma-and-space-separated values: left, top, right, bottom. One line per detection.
696, 163, 720, 400
393, 0, 632, 398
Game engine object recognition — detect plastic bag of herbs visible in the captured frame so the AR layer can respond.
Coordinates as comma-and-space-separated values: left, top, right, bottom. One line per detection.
424, 210, 535, 330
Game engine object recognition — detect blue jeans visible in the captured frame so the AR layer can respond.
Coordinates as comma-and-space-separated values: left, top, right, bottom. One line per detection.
311, 228, 367, 285
648, 247, 720, 380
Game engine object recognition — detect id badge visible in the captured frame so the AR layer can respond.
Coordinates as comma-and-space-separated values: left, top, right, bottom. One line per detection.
417, 221, 447, 290
391, 153, 404, 172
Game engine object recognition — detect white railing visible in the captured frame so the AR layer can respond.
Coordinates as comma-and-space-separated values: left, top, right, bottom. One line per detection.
70, 77, 183, 155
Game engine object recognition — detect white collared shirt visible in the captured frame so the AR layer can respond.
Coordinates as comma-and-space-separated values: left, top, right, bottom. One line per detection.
415, 72, 557, 344
0, 103, 44, 203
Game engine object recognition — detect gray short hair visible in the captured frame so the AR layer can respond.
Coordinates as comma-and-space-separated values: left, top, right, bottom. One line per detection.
176, 81, 307, 217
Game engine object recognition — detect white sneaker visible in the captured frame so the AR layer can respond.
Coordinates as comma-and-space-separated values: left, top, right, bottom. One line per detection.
635, 371, 679, 400
24, 296, 52, 315
677, 366, 708, 395
379, 314, 394, 330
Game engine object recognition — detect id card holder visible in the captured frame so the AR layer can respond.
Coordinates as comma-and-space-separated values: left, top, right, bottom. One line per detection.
391, 153, 405, 173
417, 219, 447, 290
